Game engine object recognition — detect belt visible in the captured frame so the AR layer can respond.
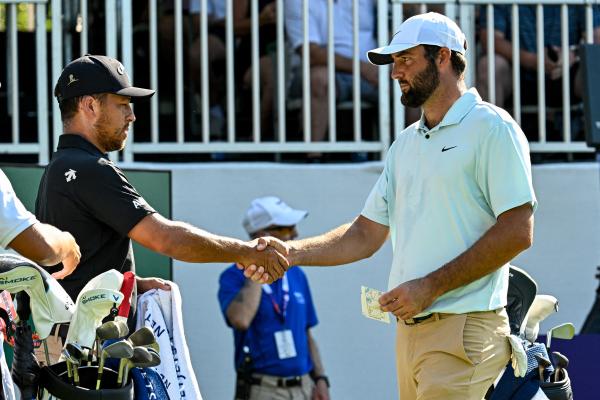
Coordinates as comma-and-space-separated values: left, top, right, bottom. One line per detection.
402, 308, 504, 326
248, 374, 303, 388
403, 313, 435, 326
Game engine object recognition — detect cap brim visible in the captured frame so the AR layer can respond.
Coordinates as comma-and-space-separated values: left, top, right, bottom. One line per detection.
272, 210, 308, 227
115, 86, 155, 101
367, 43, 418, 65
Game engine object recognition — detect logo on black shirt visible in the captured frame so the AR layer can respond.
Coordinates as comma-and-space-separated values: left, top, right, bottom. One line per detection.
64, 169, 77, 182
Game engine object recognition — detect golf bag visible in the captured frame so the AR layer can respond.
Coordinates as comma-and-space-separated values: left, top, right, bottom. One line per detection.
0, 255, 135, 399
486, 267, 573, 400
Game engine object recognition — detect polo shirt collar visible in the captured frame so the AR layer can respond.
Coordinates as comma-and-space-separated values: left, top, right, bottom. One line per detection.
416, 88, 481, 136
57, 134, 107, 158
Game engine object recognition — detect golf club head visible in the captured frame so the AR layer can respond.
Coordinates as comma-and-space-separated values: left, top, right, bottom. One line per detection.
66, 288, 124, 348
0, 254, 74, 339
546, 322, 576, 348
522, 295, 559, 341
65, 342, 85, 364
139, 348, 161, 368
128, 326, 156, 347
104, 340, 134, 359
97, 320, 129, 341
132, 347, 152, 364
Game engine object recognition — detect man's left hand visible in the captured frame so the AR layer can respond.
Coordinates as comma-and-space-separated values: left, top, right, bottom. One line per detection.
137, 276, 171, 294
312, 379, 330, 400
379, 277, 436, 320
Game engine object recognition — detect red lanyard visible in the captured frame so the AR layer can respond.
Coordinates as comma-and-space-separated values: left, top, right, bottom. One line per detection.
262, 274, 289, 321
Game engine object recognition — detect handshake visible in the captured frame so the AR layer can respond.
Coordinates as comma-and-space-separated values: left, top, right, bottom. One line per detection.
236, 236, 292, 284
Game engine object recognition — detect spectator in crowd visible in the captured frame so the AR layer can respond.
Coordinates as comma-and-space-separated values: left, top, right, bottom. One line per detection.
285, 0, 378, 160
219, 196, 329, 400
230, 0, 278, 140
158, 1, 227, 137
189, 0, 228, 137
477, 5, 600, 113
34, 55, 289, 364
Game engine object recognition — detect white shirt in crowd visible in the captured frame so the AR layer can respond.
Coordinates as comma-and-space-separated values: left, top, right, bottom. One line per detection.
285, 0, 377, 62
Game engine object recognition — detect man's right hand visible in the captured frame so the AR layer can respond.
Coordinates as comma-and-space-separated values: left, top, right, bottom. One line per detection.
238, 236, 290, 284
51, 232, 81, 280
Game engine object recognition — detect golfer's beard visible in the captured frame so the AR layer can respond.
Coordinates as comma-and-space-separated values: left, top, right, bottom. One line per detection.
94, 116, 127, 153
400, 61, 440, 108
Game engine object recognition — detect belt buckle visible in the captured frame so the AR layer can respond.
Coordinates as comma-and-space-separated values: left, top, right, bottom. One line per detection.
403, 313, 433, 326
278, 376, 301, 387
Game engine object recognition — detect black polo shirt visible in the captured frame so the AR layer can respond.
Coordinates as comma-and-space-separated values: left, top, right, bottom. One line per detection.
35, 134, 155, 301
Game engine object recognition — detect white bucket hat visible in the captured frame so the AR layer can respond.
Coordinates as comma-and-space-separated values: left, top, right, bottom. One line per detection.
367, 12, 467, 66
242, 196, 308, 235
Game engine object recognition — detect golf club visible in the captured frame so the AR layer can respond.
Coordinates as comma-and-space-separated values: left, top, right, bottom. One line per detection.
65, 342, 88, 385
534, 353, 551, 382
63, 346, 81, 386
128, 326, 159, 353
552, 351, 569, 382
95, 320, 129, 361
118, 346, 152, 387
96, 340, 134, 390
128, 326, 156, 347
61, 348, 74, 384
546, 322, 575, 349
122, 347, 161, 386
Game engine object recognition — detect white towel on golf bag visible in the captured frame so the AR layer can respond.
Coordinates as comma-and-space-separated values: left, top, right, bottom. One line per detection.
136, 282, 202, 400
0, 332, 16, 400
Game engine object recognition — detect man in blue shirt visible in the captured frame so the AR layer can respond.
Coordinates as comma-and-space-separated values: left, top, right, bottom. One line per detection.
219, 197, 330, 400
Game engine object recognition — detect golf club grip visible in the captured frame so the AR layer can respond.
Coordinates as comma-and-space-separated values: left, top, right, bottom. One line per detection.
118, 272, 135, 318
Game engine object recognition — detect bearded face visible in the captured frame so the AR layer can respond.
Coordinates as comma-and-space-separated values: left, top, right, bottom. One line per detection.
399, 56, 440, 108
92, 96, 132, 153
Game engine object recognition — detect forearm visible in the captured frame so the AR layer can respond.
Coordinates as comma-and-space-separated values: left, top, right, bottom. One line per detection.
425, 205, 533, 299
9, 223, 75, 266
307, 331, 325, 376
131, 214, 252, 263
309, 45, 354, 73
226, 280, 263, 330
288, 216, 388, 267
154, 221, 249, 263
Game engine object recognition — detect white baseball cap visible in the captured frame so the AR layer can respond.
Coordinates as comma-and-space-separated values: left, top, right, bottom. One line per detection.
243, 196, 308, 235
367, 12, 467, 66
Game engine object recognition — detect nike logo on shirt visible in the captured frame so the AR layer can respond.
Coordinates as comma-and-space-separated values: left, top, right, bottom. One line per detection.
441, 146, 457, 152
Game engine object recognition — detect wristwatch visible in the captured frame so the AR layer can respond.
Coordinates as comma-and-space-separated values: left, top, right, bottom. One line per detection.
312, 375, 330, 388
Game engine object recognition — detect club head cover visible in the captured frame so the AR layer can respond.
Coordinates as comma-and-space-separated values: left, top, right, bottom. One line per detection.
0, 254, 74, 339
66, 288, 124, 348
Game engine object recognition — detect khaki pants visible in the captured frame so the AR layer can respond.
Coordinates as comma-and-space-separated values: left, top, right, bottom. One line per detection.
396, 309, 511, 400
247, 374, 313, 400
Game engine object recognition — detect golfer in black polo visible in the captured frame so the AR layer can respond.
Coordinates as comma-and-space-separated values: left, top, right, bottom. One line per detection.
34, 55, 289, 364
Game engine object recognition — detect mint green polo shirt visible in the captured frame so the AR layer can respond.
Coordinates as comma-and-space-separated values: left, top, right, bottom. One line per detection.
362, 88, 537, 315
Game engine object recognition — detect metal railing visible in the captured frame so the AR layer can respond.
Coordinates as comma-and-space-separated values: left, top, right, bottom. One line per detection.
0, 0, 595, 164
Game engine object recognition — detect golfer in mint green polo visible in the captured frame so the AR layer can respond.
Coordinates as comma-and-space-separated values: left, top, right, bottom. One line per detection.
244, 12, 537, 399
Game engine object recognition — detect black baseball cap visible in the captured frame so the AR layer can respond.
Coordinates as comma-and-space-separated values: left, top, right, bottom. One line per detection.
54, 55, 155, 103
